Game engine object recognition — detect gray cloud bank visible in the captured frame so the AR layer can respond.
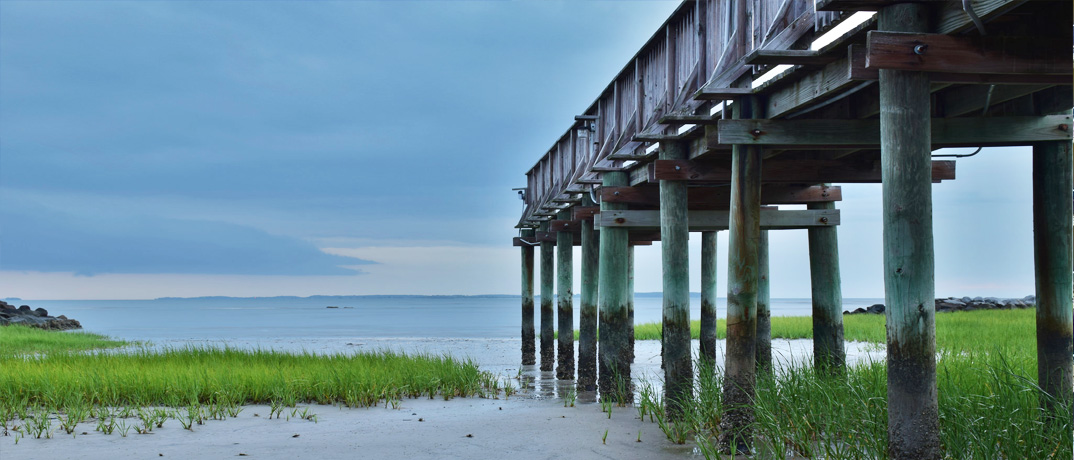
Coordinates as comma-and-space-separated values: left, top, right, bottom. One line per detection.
1, 204, 373, 276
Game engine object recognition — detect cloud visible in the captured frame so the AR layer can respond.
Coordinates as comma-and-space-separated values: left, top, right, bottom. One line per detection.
0, 204, 373, 276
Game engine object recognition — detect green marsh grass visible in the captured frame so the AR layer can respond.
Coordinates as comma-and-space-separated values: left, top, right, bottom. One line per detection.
594, 308, 1035, 346
633, 308, 1071, 459
1, 346, 494, 410
0, 326, 503, 436
0, 325, 128, 356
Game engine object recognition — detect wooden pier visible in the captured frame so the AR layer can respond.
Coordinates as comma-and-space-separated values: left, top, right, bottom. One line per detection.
513, 1, 1071, 457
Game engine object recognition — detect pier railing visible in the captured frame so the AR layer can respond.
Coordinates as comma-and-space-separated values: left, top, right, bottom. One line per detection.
520, 0, 844, 226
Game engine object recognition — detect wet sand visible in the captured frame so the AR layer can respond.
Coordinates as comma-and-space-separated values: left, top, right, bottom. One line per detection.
0, 339, 884, 459
2, 398, 700, 460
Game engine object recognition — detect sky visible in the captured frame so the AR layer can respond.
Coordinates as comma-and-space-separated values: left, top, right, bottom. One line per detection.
0, 1, 1040, 300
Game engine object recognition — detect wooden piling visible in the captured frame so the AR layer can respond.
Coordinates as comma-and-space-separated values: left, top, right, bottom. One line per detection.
878, 4, 941, 458
1032, 139, 1074, 414
578, 198, 599, 391
700, 231, 718, 363
521, 228, 536, 365
627, 244, 635, 363
598, 171, 631, 398
556, 210, 575, 380
756, 230, 771, 374
808, 199, 845, 375
718, 96, 762, 454
660, 140, 692, 416
540, 221, 555, 372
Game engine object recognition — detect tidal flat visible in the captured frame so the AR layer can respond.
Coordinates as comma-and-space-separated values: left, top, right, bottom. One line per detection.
1, 309, 1069, 459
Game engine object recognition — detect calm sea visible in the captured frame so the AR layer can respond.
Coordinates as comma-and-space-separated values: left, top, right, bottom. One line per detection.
15, 295, 886, 392
20, 295, 885, 343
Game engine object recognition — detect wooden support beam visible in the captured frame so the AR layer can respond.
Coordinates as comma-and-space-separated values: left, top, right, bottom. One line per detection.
633, 133, 690, 143
695, 86, 754, 101
719, 96, 762, 454
578, 197, 599, 391
627, 245, 635, 363
598, 209, 838, 230
549, 219, 582, 233
602, 184, 842, 208
1032, 139, 1074, 415
879, 5, 941, 459
659, 113, 721, 124
866, 32, 1072, 76
556, 210, 575, 380
819, 0, 981, 12
756, 231, 772, 374
808, 200, 846, 375
765, 53, 861, 119
598, 171, 632, 398
512, 237, 540, 247
539, 221, 556, 372
520, 228, 536, 366
660, 141, 692, 417
718, 116, 1072, 149
700, 231, 718, 364
850, 44, 1073, 85
651, 158, 956, 183
745, 49, 839, 66
572, 206, 600, 221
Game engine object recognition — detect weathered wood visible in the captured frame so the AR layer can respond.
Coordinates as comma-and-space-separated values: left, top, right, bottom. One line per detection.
850, 43, 1073, 85
808, 200, 846, 375
763, 0, 1020, 121
695, 86, 754, 101
598, 171, 632, 399
879, 4, 941, 459
719, 96, 762, 454
718, 116, 1072, 148
765, 53, 860, 119
634, 133, 692, 143
866, 32, 1071, 76
556, 210, 575, 380
572, 206, 600, 221
602, 184, 842, 208
598, 209, 839, 230
550, 219, 582, 233
658, 113, 721, 124
1032, 139, 1074, 414
627, 244, 635, 363
512, 237, 539, 247
521, 229, 536, 366
700, 231, 718, 364
745, 49, 839, 66
651, 158, 956, 183
539, 221, 556, 372
578, 199, 600, 391
756, 231, 772, 374
660, 141, 692, 417
817, 0, 947, 12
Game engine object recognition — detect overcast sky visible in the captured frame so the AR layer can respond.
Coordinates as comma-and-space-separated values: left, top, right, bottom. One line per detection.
0, 1, 1039, 300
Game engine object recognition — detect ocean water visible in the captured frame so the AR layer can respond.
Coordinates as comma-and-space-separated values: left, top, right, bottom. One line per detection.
17, 295, 887, 396
22, 295, 884, 344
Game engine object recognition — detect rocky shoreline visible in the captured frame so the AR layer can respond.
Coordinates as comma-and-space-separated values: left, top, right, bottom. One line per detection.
844, 295, 1036, 315
0, 301, 82, 330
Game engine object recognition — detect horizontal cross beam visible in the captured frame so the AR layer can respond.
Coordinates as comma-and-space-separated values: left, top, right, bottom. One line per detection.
597, 209, 839, 231
849, 44, 1073, 85
649, 159, 955, 183
601, 184, 841, 208
718, 116, 1072, 149
512, 234, 654, 246
866, 32, 1071, 76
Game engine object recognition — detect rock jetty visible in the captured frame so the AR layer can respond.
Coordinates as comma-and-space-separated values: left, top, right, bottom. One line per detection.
0, 300, 82, 330
844, 296, 1036, 315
